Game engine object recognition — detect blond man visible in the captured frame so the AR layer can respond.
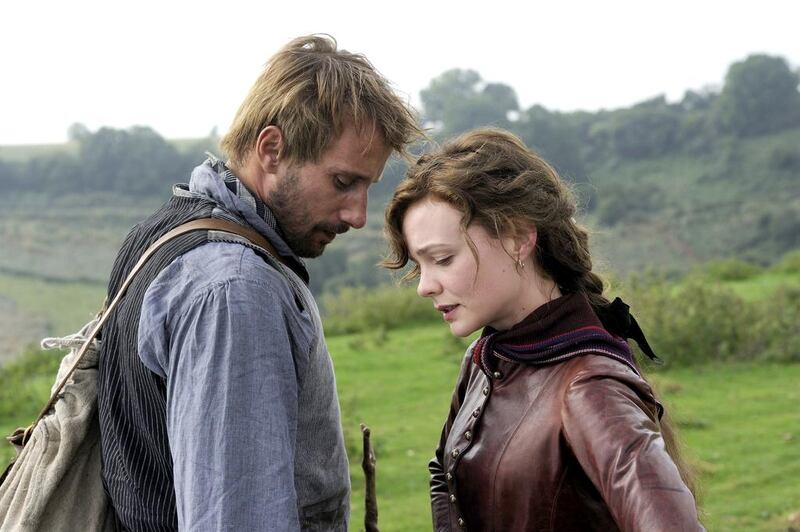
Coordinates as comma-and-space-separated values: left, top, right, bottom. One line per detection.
97, 35, 420, 531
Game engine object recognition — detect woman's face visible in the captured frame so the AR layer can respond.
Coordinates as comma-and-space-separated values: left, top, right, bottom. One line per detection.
402, 198, 532, 337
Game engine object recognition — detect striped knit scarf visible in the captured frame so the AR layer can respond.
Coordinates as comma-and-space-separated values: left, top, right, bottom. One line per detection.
472, 292, 647, 379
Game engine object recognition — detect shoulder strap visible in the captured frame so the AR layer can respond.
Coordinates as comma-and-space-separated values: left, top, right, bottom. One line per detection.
22, 218, 286, 444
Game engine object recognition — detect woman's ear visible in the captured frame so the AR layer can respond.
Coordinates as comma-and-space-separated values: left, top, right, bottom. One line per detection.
517, 226, 538, 264
255, 125, 284, 175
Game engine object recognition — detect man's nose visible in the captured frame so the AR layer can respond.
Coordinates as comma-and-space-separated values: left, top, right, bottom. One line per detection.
340, 189, 368, 229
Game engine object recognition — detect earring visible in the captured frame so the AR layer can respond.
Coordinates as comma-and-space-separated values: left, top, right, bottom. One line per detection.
517, 258, 525, 269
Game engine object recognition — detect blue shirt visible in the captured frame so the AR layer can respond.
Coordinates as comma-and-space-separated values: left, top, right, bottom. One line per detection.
137, 159, 350, 530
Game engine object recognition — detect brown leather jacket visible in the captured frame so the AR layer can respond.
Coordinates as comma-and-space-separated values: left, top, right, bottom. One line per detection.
430, 351, 703, 531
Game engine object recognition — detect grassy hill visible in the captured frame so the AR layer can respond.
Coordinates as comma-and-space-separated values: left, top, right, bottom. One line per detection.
1, 122, 798, 297
590, 127, 800, 275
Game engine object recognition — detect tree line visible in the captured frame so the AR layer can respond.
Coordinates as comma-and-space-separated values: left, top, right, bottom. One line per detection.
0, 127, 219, 198
2, 54, 798, 202
1, 53, 798, 296
422, 54, 800, 163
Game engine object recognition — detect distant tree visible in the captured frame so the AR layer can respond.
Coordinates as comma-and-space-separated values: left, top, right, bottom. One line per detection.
611, 96, 681, 159
513, 105, 586, 182
420, 69, 518, 137
78, 126, 183, 195
769, 143, 800, 171
25, 152, 81, 194
595, 182, 664, 226
579, 111, 616, 164
676, 89, 718, 154
368, 156, 407, 206
716, 54, 800, 137
179, 134, 223, 169
680, 88, 717, 112
67, 122, 91, 142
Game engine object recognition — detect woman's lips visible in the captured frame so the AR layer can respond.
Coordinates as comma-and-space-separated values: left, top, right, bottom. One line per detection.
439, 304, 459, 321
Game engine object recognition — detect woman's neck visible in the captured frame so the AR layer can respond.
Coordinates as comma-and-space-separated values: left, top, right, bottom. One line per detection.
500, 269, 563, 331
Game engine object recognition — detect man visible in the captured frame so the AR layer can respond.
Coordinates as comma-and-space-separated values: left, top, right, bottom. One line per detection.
97, 35, 421, 531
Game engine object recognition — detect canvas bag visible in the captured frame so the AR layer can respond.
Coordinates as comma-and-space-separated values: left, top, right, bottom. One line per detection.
0, 311, 115, 532
0, 218, 283, 532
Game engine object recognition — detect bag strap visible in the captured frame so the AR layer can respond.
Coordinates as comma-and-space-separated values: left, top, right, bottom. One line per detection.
22, 217, 286, 444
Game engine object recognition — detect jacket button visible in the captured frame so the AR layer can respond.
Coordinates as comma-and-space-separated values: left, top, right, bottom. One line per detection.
472, 408, 480, 417
458, 517, 465, 527
451, 448, 460, 458
493, 371, 503, 380
482, 386, 489, 396
450, 494, 457, 503
464, 431, 472, 441
446, 472, 453, 481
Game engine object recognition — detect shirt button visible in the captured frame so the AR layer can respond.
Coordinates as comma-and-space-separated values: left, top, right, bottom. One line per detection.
472, 408, 480, 417
493, 371, 504, 380
482, 386, 489, 396
446, 472, 453, 481
450, 494, 457, 503
458, 517, 465, 527
451, 448, 460, 458
464, 431, 472, 441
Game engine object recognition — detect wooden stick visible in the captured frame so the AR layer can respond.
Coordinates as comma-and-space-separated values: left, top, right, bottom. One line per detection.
361, 423, 379, 532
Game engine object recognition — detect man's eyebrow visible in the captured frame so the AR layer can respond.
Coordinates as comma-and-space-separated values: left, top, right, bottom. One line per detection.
331, 168, 381, 184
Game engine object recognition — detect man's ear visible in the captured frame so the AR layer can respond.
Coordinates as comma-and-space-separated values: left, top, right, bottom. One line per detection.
255, 125, 284, 175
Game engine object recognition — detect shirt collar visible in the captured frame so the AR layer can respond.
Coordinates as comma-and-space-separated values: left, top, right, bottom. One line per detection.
186, 153, 309, 283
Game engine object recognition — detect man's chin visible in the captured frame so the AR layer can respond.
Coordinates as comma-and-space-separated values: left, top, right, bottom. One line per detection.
292, 238, 327, 259
302, 244, 326, 259
284, 229, 335, 258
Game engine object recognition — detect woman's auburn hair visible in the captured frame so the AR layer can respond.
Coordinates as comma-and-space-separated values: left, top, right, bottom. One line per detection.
220, 34, 423, 166
383, 127, 605, 307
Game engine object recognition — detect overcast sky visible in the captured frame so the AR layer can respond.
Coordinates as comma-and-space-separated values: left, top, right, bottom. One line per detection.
2, 0, 798, 145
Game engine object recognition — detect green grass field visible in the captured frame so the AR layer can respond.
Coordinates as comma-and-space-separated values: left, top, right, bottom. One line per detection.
0, 273, 105, 362
650, 365, 800, 531
1, 257, 798, 530
330, 325, 800, 531
2, 324, 796, 531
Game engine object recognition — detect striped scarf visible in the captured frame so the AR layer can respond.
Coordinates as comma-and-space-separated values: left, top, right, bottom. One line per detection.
472, 293, 645, 378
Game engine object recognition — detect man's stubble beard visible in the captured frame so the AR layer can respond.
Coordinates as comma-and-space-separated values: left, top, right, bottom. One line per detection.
268, 171, 349, 258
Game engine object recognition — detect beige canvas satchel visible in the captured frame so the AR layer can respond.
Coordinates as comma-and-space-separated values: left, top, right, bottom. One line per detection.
0, 218, 281, 531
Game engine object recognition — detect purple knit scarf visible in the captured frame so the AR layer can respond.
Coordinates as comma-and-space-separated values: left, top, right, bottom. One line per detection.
472, 293, 642, 377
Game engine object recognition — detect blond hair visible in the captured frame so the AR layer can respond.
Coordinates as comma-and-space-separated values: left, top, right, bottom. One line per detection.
221, 34, 422, 166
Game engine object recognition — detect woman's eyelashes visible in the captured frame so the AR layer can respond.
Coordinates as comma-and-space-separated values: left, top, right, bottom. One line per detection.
434, 256, 453, 266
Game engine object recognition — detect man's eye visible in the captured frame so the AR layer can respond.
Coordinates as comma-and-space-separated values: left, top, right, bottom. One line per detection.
334, 176, 354, 190
435, 256, 453, 266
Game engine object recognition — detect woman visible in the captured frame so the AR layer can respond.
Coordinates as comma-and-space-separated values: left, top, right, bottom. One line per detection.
383, 128, 703, 531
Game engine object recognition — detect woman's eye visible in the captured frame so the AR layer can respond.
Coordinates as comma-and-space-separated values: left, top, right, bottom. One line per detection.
435, 256, 453, 266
